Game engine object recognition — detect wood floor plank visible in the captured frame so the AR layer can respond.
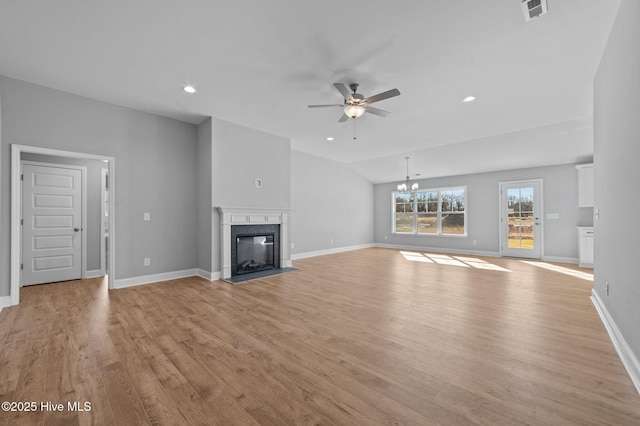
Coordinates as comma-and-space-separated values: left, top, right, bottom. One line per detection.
106, 324, 184, 425
99, 361, 151, 425
1, 248, 639, 425
5, 290, 49, 425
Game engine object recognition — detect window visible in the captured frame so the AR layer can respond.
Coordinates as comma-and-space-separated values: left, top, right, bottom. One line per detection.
393, 186, 466, 235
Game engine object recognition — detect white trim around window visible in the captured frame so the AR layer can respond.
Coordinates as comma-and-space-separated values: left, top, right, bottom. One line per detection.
392, 185, 467, 237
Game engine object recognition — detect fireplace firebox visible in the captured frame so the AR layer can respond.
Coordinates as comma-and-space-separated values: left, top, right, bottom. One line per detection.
231, 224, 280, 276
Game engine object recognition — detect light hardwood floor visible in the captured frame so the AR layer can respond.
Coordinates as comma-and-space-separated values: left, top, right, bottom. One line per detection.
1, 248, 639, 425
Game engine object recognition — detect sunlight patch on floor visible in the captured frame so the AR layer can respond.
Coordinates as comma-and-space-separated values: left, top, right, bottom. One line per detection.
520, 261, 593, 281
453, 256, 511, 272
399, 251, 434, 263
400, 252, 511, 272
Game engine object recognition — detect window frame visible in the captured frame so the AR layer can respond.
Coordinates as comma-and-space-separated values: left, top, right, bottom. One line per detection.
392, 185, 467, 237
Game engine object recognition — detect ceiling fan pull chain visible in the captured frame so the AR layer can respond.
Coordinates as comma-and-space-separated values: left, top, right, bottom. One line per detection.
353, 119, 357, 140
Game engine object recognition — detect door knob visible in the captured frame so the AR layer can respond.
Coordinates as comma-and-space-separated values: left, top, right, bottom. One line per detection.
74, 228, 80, 232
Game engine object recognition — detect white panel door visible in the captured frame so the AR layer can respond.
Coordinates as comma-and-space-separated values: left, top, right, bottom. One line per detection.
500, 180, 542, 259
22, 164, 82, 285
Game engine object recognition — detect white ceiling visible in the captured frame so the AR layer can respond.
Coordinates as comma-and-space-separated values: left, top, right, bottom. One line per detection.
0, 0, 620, 183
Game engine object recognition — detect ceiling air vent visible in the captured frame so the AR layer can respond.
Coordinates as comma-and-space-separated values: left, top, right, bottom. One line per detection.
522, 0, 548, 22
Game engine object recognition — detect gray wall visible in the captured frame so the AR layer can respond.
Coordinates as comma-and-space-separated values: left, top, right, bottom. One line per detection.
0, 82, 3, 289
210, 117, 291, 273
197, 118, 213, 273
290, 151, 374, 255
0, 76, 199, 295
374, 163, 583, 260
593, 0, 640, 359
20, 153, 106, 272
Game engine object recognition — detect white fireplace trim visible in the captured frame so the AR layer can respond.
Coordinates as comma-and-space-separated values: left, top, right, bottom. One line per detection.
217, 207, 291, 279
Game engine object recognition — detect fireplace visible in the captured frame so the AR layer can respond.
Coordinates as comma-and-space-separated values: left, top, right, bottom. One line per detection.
218, 207, 291, 280
231, 224, 280, 276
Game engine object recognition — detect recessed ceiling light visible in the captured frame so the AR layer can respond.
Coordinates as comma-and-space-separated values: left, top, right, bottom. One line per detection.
183, 85, 196, 94
463, 96, 475, 103
327, 137, 334, 141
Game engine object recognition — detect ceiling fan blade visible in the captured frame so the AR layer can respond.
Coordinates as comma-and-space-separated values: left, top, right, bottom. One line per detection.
338, 113, 349, 122
334, 83, 354, 102
308, 104, 344, 108
362, 88, 400, 105
364, 106, 391, 118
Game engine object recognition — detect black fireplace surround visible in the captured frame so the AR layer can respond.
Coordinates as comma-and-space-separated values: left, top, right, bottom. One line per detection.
231, 224, 280, 276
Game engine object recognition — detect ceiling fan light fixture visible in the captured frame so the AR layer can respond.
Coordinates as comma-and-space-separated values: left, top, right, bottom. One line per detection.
344, 104, 366, 119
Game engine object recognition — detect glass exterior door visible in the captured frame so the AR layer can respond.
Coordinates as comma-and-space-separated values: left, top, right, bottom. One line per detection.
500, 181, 542, 259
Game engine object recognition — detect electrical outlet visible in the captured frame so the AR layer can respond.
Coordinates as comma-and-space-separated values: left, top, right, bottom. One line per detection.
144, 212, 151, 221
472, 240, 478, 245
330, 238, 334, 244
291, 242, 295, 249
144, 258, 151, 266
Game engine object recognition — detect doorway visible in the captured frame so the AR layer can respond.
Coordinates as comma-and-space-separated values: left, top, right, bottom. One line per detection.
10, 144, 116, 306
500, 180, 543, 259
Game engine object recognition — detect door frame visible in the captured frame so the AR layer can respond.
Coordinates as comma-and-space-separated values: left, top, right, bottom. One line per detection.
100, 167, 108, 276
11, 144, 116, 306
498, 179, 544, 259
21, 160, 88, 285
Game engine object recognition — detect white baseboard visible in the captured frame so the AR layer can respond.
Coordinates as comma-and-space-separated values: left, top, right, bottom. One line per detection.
114, 269, 199, 289
374, 243, 501, 258
0, 296, 11, 314
542, 255, 579, 264
196, 269, 220, 281
591, 289, 640, 395
291, 243, 375, 260
85, 269, 104, 279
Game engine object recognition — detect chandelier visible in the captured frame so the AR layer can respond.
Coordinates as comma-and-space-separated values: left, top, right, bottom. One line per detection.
397, 157, 419, 193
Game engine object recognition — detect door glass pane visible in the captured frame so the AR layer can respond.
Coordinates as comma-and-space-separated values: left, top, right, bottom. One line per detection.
507, 187, 535, 249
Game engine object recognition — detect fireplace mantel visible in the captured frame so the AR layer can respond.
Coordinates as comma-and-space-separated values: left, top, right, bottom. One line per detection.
217, 207, 291, 279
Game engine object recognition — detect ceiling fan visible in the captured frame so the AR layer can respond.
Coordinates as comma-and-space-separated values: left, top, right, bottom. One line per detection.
308, 83, 401, 122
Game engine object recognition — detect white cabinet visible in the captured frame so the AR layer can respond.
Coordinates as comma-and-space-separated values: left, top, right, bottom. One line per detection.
578, 227, 594, 268
576, 164, 594, 207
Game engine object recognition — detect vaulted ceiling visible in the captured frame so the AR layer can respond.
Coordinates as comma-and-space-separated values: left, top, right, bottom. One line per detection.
0, 1, 620, 183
